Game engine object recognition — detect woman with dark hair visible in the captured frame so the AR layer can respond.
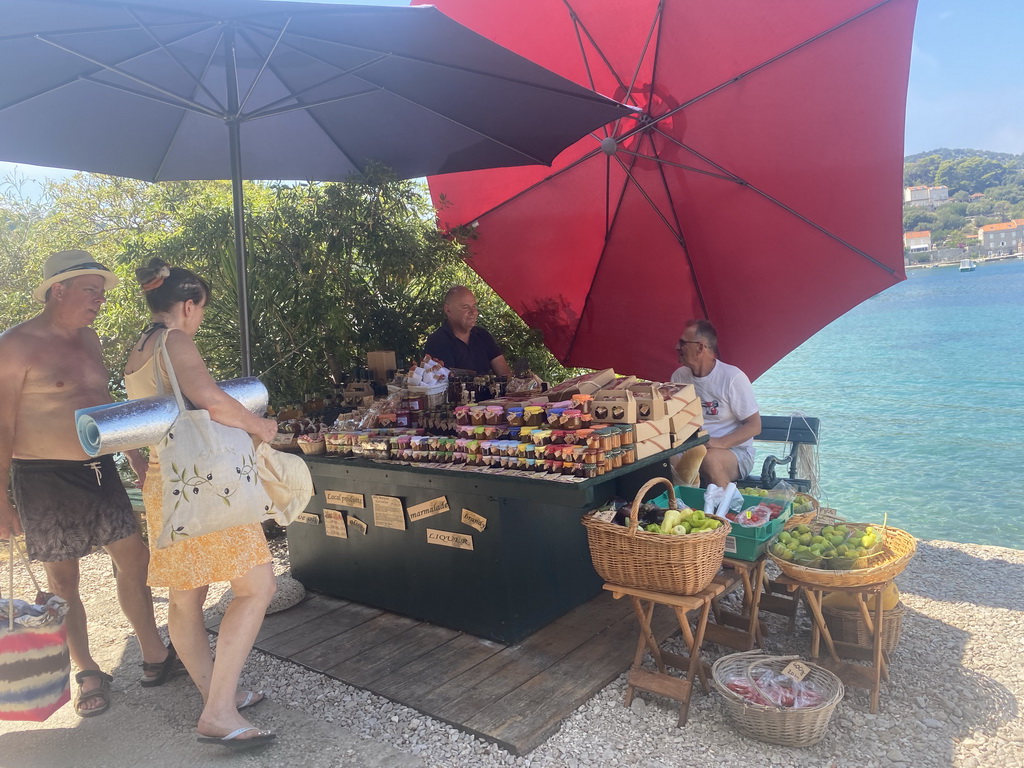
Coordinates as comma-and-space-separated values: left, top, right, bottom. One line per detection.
124, 258, 279, 748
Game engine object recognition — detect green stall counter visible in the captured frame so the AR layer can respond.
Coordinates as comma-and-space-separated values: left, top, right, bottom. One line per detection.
288, 434, 706, 644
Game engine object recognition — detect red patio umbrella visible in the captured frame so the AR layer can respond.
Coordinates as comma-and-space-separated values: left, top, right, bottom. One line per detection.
419, 0, 918, 381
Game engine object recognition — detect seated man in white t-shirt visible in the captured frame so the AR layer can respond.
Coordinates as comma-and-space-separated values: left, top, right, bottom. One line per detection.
670, 319, 761, 487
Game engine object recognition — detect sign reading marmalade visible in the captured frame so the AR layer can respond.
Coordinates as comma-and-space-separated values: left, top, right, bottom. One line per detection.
426, 529, 474, 551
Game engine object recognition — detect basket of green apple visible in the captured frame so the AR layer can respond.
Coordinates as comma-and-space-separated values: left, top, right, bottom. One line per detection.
769, 522, 916, 588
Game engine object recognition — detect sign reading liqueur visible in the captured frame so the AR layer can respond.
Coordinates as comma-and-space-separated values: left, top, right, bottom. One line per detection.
426, 528, 474, 551
323, 509, 347, 538
372, 495, 407, 530
408, 496, 450, 523
347, 515, 368, 535
325, 490, 365, 509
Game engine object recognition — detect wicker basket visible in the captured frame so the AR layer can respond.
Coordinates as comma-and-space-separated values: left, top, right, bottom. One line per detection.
769, 525, 916, 589
823, 601, 905, 654
297, 438, 326, 455
711, 651, 844, 747
581, 477, 730, 596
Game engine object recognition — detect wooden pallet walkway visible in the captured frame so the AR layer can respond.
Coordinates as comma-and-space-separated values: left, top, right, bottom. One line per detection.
209, 590, 680, 755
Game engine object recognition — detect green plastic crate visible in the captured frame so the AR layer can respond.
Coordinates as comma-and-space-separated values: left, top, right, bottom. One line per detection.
649, 485, 792, 561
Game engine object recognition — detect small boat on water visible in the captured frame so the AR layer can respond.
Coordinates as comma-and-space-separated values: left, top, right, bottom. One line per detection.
959, 258, 977, 272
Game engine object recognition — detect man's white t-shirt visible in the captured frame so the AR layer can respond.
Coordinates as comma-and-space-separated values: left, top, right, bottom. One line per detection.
671, 360, 759, 467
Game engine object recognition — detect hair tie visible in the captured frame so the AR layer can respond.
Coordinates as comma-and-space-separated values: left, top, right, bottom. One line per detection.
141, 265, 171, 292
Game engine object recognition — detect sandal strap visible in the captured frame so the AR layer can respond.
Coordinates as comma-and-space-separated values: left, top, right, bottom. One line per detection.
75, 669, 113, 685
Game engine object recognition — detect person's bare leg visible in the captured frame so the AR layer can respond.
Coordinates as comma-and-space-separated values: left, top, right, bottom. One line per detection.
196, 562, 276, 740
105, 533, 168, 665
166, 584, 214, 696
43, 558, 104, 711
699, 447, 741, 489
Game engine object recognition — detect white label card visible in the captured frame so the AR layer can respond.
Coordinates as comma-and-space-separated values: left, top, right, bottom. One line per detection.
348, 516, 368, 535
426, 529, 474, 551
323, 509, 347, 538
372, 495, 406, 530
781, 661, 812, 681
408, 496, 450, 523
325, 490, 365, 509
296, 512, 320, 525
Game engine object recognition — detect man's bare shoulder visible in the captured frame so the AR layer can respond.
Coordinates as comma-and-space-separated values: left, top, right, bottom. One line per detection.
0, 317, 101, 353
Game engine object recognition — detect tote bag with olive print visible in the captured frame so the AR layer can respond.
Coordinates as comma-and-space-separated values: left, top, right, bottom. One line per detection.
153, 333, 271, 548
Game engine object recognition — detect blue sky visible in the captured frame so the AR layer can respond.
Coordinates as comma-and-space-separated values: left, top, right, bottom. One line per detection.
2, 0, 1021, 191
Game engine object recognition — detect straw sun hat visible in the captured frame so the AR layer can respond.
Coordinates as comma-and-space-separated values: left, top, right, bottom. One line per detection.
33, 249, 119, 302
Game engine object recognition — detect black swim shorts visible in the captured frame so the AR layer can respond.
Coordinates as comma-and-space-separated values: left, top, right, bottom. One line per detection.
10, 455, 139, 562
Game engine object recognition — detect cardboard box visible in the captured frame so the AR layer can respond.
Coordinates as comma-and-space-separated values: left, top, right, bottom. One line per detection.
659, 382, 698, 417
633, 415, 672, 442
545, 368, 616, 399
591, 387, 637, 424
633, 434, 674, 459
367, 350, 397, 384
669, 399, 704, 442
628, 383, 667, 420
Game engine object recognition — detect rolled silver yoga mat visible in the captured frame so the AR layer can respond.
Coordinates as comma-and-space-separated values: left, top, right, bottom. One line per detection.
75, 377, 269, 457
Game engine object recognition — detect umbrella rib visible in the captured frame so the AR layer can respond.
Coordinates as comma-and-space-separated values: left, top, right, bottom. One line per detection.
32, 33, 226, 118
268, 27, 624, 108
76, 76, 222, 119
659, 0, 902, 121
235, 20, 291, 116
248, 88, 383, 121
674, 139, 897, 275
125, 7, 225, 113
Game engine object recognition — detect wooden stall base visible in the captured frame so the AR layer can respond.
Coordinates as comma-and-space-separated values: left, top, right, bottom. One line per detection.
603, 580, 726, 726
207, 588, 681, 756
774, 576, 891, 713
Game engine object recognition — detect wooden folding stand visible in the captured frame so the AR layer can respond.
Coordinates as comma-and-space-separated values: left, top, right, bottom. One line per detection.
774, 575, 892, 713
705, 556, 768, 650
603, 580, 726, 726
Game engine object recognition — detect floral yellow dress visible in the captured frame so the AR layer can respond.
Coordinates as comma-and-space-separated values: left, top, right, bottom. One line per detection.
125, 341, 270, 591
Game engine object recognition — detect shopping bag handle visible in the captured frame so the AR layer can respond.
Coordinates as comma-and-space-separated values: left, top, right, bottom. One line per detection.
4, 538, 46, 632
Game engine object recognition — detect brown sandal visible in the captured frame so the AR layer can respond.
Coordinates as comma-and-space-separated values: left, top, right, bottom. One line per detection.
75, 670, 113, 717
140, 643, 178, 688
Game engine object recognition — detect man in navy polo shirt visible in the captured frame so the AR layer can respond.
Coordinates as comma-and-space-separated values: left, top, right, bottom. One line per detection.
424, 286, 511, 376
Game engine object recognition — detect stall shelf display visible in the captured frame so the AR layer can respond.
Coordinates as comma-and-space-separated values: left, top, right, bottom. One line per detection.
288, 432, 707, 644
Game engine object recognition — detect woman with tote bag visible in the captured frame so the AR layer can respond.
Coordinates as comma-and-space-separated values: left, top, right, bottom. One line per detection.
124, 259, 278, 749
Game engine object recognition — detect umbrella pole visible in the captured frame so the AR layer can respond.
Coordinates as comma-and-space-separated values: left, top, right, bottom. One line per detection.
225, 26, 252, 377
229, 121, 252, 378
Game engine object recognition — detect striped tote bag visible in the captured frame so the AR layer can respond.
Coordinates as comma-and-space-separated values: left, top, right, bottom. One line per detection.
1, 541, 70, 721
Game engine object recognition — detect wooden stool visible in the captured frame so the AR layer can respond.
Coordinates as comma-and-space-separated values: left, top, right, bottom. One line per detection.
774, 575, 891, 713
603, 580, 726, 726
705, 556, 768, 650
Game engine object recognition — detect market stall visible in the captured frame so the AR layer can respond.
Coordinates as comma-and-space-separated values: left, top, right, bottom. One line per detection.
283, 366, 709, 643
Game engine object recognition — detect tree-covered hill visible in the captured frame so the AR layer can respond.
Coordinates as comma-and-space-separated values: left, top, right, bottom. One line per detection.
903, 149, 1024, 250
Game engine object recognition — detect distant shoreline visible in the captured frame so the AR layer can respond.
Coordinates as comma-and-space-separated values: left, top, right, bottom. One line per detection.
906, 254, 1021, 270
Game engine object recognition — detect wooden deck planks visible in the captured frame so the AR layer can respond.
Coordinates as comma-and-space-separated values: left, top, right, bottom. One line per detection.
240, 590, 686, 755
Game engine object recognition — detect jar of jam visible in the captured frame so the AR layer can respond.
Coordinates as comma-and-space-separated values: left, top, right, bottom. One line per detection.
485, 405, 505, 425
583, 462, 598, 478
562, 409, 583, 430
571, 393, 593, 415
454, 405, 471, 425
621, 445, 636, 465
617, 424, 636, 447
523, 406, 545, 427
550, 429, 568, 444
506, 406, 525, 427
546, 408, 565, 427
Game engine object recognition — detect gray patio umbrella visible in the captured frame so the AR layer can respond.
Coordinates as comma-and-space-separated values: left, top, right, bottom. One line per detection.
0, 0, 632, 374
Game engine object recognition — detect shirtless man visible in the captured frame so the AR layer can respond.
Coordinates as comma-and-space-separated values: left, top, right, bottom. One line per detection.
0, 250, 173, 717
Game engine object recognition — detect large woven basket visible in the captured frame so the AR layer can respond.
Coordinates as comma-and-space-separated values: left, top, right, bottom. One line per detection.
712, 651, 844, 747
581, 477, 730, 596
823, 602, 905, 654
769, 525, 916, 588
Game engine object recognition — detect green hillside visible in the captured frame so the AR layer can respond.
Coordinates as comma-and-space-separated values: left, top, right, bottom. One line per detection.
903, 149, 1024, 251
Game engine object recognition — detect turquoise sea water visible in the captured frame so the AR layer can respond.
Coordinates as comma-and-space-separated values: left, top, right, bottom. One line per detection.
754, 258, 1024, 551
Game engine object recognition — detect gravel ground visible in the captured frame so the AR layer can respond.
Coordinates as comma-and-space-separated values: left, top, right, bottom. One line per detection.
3, 535, 1022, 768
